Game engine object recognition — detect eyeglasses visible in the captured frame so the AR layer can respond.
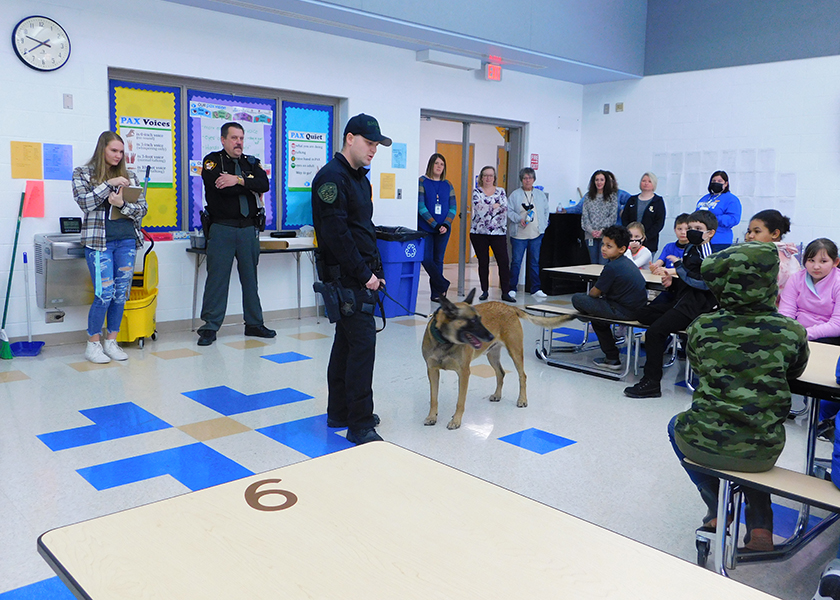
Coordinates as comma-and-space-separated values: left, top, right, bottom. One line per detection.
630, 237, 644, 242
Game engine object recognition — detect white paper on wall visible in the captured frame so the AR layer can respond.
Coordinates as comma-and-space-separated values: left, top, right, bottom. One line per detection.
656, 175, 667, 196
669, 152, 684, 173
667, 174, 681, 197
758, 149, 776, 172
738, 149, 756, 172
777, 197, 796, 220
736, 172, 756, 197
680, 172, 703, 197
681, 197, 698, 215
702, 151, 719, 174
778, 173, 797, 197
738, 197, 755, 235
685, 151, 701, 173
653, 153, 668, 176
756, 172, 776, 197
720, 150, 737, 173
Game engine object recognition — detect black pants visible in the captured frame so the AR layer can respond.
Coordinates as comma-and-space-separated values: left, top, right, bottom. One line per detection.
637, 302, 695, 382
470, 233, 510, 294
327, 289, 378, 430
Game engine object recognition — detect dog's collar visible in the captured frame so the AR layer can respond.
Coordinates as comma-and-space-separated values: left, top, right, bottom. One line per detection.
429, 309, 451, 346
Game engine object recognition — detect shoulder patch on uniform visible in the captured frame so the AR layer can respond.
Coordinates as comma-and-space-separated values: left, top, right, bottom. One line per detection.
318, 182, 338, 204
204, 160, 216, 171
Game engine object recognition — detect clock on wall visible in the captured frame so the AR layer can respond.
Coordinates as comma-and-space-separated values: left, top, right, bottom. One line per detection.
12, 15, 71, 72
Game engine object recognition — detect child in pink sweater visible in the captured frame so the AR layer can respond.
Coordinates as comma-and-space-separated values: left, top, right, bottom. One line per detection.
779, 238, 840, 344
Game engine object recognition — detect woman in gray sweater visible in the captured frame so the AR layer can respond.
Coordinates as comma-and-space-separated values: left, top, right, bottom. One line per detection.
581, 170, 618, 265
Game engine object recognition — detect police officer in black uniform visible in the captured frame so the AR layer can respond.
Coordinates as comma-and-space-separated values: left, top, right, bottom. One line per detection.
197, 122, 275, 346
312, 114, 391, 444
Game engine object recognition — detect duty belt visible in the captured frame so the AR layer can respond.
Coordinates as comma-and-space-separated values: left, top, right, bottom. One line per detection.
214, 218, 256, 228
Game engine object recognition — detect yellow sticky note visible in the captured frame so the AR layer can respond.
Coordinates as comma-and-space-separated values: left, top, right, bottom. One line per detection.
11, 141, 43, 179
380, 173, 396, 199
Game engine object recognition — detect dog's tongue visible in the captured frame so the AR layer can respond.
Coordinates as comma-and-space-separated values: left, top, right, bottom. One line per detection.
465, 333, 482, 348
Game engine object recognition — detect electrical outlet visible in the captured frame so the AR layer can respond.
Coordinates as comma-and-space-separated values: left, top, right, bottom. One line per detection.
63, 94, 73, 109
616, 102, 624, 112
397, 188, 402, 199
46, 310, 65, 323
603, 103, 610, 114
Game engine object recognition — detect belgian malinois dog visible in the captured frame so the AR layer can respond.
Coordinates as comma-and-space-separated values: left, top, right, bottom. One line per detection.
422, 289, 573, 429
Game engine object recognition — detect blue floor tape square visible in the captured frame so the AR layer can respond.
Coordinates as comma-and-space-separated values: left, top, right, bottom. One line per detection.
262, 351, 312, 365
499, 428, 576, 455
37, 402, 171, 451
258, 414, 353, 458
739, 502, 823, 539
552, 327, 590, 344
0, 577, 74, 599
77, 442, 253, 492
183, 386, 313, 416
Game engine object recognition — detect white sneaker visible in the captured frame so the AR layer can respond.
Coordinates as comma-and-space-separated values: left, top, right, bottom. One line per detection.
103, 339, 128, 361
532, 290, 548, 299
509, 290, 517, 299
814, 558, 840, 600
85, 341, 111, 364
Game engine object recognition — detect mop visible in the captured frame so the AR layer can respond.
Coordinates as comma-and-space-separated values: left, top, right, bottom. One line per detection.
0, 193, 26, 359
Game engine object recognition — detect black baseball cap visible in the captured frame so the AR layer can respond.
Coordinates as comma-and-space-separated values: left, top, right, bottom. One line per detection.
343, 113, 392, 147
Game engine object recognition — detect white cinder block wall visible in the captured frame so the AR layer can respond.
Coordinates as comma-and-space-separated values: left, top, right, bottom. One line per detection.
0, 0, 582, 340
579, 55, 840, 251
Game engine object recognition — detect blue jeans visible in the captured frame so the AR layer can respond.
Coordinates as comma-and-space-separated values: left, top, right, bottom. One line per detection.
668, 415, 773, 530
586, 238, 606, 265
509, 234, 543, 293
85, 239, 136, 336
421, 230, 451, 298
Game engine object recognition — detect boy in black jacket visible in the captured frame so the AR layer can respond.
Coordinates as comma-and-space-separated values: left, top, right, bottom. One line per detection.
624, 210, 718, 398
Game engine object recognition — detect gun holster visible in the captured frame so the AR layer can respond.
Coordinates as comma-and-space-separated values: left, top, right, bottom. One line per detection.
256, 207, 266, 232
200, 209, 212, 240
313, 282, 373, 323
313, 281, 343, 323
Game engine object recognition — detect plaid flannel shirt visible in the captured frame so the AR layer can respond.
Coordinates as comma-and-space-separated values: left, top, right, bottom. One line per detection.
71, 165, 148, 251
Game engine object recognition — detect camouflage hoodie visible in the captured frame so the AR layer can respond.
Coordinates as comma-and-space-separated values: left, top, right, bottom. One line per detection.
674, 242, 809, 472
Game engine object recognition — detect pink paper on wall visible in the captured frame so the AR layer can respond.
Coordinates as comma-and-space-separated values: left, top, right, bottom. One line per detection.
23, 180, 45, 218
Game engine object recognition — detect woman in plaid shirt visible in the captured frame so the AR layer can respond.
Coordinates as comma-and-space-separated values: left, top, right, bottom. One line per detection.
72, 131, 147, 364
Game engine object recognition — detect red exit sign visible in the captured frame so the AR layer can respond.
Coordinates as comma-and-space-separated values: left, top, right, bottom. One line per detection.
484, 63, 502, 81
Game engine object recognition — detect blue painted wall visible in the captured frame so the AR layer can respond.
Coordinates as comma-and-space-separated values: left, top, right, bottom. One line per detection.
645, 0, 840, 75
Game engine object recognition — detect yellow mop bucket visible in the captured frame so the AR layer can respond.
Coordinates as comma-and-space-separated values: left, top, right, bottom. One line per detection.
117, 233, 158, 348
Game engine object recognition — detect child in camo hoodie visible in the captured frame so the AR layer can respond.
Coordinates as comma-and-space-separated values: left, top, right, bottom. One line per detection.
668, 242, 809, 552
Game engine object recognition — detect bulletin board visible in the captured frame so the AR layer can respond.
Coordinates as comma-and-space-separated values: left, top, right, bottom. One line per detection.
109, 80, 181, 230
186, 90, 277, 231
281, 101, 333, 229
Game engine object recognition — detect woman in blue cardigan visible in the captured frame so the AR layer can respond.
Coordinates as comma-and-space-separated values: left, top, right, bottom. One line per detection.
418, 153, 457, 301
695, 170, 741, 252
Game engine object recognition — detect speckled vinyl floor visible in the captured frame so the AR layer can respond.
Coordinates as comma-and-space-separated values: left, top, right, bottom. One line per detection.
0, 263, 836, 599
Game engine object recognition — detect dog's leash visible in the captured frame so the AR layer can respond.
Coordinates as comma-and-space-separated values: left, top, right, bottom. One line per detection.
375, 286, 431, 333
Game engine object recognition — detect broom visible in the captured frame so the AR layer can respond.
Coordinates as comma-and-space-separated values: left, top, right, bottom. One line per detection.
0, 193, 26, 359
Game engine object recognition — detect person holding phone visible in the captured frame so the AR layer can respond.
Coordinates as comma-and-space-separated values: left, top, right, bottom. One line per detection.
72, 131, 147, 363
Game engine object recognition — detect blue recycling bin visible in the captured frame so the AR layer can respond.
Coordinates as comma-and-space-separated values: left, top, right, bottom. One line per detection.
375, 237, 425, 318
